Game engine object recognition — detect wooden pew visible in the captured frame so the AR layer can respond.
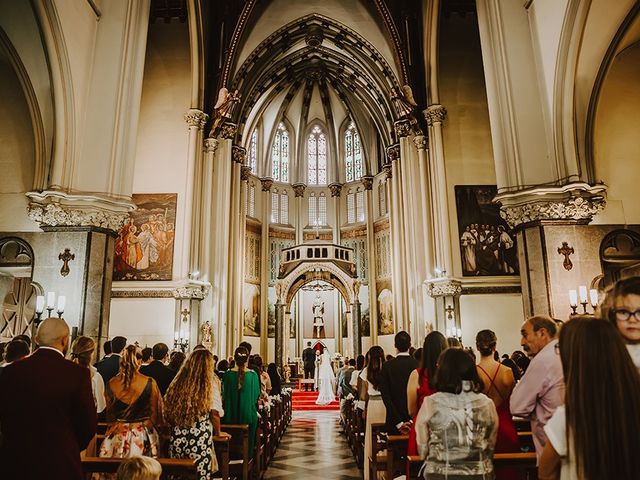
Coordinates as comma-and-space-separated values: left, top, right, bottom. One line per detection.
213, 434, 231, 480
386, 434, 409, 480
221, 424, 253, 480
406, 452, 538, 479
368, 422, 388, 480
82, 457, 197, 479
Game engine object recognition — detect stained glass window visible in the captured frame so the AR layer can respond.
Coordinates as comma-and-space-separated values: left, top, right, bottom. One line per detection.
248, 130, 257, 174
280, 192, 289, 224
379, 180, 387, 216
356, 189, 365, 222
308, 125, 327, 185
271, 123, 289, 182
271, 190, 279, 223
319, 193, 327, 225
308, 193, 317, 225
345, 122, 363, 182
347, 190, 355, 224
246, 182, 256, 217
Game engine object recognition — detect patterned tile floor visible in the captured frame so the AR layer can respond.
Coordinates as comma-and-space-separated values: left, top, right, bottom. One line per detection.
263, 410, 362, 479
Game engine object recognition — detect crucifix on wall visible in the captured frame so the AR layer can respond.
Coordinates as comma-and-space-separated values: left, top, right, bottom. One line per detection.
557, 242, 575, 271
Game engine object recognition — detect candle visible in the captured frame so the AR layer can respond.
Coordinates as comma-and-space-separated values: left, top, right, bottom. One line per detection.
590, 289, 598, 307
456, 328, 462, 338
579, 286, 588, 303
446, 328, 452, 337
569, 289, 578, 307
57, 296, 66, 313
174, 331, 179, 341
47, 292, 55, 309
36, 296, 45, 314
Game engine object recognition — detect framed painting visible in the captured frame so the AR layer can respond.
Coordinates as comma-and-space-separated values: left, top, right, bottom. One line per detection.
113, 193, 177, 281
454, 186, 519, 276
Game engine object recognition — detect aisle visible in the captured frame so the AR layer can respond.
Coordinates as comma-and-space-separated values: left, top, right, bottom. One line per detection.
263, 411, 362, 479
291, 389, 340, 411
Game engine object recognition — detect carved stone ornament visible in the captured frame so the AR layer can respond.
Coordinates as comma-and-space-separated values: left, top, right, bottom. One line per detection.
172, 285, 210, 300
423, 104, 447, 126
427, 279, 462, 298
361, 176, 374, 191
27, 201, 130, 233
240, 165, 252, 181
58, 248, 75, 277
394, 119, 413, 138
413, 135, 428, 150
328, 183, 343, 197
261, 178, 274, 192
386, 144, 400, 162
111, 289, 175, 298
232, 145, 247, 164
204, 138, 219, 154
219, 122, 237, 140
305, 27, 324, 48
382, 163, 393, 180
292, 183, 307, 197
184, 109, 209, 129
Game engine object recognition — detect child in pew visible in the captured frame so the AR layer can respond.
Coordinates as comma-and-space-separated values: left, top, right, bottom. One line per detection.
116, 456, 161, 480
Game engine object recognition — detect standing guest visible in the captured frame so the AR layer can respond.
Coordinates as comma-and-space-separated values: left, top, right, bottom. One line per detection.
216, 359, 229, 379
512, 351, 530, 376
168, 350, 186, 372
447, 337, 462, 348
238, 340, 252, 355
70, 336, 106, 414
140, 347, 152, 366
510, 315, 564, 457
501, 356, 521, 382
267, 362, 282, 395
1, 338, 30, 367
100, 345, 164, 460
165, 349, 225, 479
96, 335, 127, 384
252, 354, 271, 397
13, 333, 32, 352
221, 347, 261, 456
102, 340, 113, 360
140, 343, 176, 395
360, 345, 386, 480
600, 276, 640, 371
539, 316, 640, 480
380, 331, 419, 435
338, 358, 356, 425
116, 456, 162, 480
413, 347, 422, 363
0, 318, 97, 480
302, 341, 316, 391
416, 348, 498, 479
476, 330, 519, 480
406, 331, 448, 457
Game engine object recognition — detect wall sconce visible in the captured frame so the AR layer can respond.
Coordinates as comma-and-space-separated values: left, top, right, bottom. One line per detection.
569, 286, 598, 315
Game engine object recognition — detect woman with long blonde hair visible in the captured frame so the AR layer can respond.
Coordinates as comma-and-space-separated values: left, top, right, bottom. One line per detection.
99, 345, 164, 465
70, 336, 106, 414
165, 349, 225, 479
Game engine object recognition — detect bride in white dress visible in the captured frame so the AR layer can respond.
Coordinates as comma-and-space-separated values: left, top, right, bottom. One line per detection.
315, 348, 336, 405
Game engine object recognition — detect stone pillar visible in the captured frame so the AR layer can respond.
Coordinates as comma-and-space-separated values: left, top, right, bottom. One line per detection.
293, 183, 306, 244
329, 183, 342, 244
425, 278, 462, 338
259, 178, 273, 360
275, 301, 285, 370
362, 176, 378, 345
351, 300, 362, 357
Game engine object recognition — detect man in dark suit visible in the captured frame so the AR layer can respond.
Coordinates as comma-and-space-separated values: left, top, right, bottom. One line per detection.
380, 331, 418, 435
95, 335, 127, 384
0, 317, 97, 480
140, 342, 176, 395
302, 341, 316, 391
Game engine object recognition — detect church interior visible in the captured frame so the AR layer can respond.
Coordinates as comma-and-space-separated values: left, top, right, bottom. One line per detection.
1, 0, 640, 476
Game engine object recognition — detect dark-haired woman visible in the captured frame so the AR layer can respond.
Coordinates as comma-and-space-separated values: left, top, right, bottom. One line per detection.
221, 347, 261, 456
267, 363, 282, 396
539, 316, 640, 480
416, 348, 498, 479
360, 346, 386, 480
406, 331, 448, 457
476, 330, 519, 480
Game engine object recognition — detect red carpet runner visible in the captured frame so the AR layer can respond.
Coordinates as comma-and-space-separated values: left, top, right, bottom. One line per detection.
291, 389, 340, 411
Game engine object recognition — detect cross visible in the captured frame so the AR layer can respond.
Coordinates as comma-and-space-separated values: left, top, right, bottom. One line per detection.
181, 308, 190, 323
58, 248, 75, 277
445, 304, 455, 320
557, 242, 574, 271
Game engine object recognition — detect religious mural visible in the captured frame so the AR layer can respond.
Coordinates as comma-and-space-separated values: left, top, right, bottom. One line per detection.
242, 283, 260, 337
377, 284, 394, 335
113, 193, 177, 281
455, 186, 519, 276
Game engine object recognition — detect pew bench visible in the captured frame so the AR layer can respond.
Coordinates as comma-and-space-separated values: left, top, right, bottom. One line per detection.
406, 452, 538, 479
82, 457, 197, 479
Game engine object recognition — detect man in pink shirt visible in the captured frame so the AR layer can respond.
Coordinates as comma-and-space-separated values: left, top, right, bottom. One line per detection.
510, 315, 564, 458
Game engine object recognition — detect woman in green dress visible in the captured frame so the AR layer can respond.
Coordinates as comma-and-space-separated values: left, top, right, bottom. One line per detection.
221, 346, 261, 456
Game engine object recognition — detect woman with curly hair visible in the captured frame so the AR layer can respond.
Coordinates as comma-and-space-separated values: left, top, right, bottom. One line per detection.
100, 345, 164, 465
359, 345, 386, 480
165, 349, 225, 479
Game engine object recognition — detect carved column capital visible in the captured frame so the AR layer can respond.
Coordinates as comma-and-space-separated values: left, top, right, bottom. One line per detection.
218, 122, 237, 140
184, 109, 209, 129
361, 176, 374, 191
232, 145, 247, 164
426, 278, 462, 298
386, 143, 400, 162
292, 183, 307, 197
423, 104, 447, 126
413, 135, 428, 150
204, 138, 219, 154
329, 183, 343, 197
260, 178, 274, 192
382, 163, 393, 180
394, 119, 413, 138
172, 284, 210, 300
240, 165, 252, 181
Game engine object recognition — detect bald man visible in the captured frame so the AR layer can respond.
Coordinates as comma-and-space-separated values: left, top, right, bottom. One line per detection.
0, 318, 97, 480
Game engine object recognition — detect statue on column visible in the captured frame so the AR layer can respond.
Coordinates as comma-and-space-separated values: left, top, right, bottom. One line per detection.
391, 84, 423, 136
211, 87, 240, 137
312, 294, 325, 339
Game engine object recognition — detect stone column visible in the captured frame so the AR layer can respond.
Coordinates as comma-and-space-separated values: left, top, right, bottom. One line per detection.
351, 299, 362, 357
329, 183, 343, 244
259, 178, 273, 360
275, 301, 286, 370
425, 278, 462, 337
293, 183, 306, 243
362, 176, 378, 345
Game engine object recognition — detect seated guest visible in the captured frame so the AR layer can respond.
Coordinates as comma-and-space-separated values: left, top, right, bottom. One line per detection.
216, 358, 229, 379
168, 350, 186, 372
100, 345, 164, 459
539, 316, 640, 480
0, 318, 97, 480
140, 347, 152, 366
70, 336, 106, 414
116, 456, 162, 480
96, 335, 127, 384
2, 338, 30, 366
360, 345, 386, 480
221, 347, 261, 457
140, 343, 176, 395
165, 349, 225, 479
267, 362, 282, 395
407, 331, 447, 456
416, 348, 498, 479
252, 354, 271, 397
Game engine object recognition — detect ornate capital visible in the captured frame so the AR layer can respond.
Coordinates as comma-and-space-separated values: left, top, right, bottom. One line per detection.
386, 143, 400, 162
423, 104, 447, 126
172, 284, 210, 300
413, 135, 428, 150
394, 119, 413, 138
382, 163, 393, 180
496, 182, 607, 228
184, 109, 208, 129
328, 183, 343, 197
219, 122, 237, 140
232, 145, 246, 164
361, 176, 374, 191
240, 165, 252, 181
260, 178, 274, 192
292, 183, 307, 197
204, 138, 219, 154
427, 278, 462, 298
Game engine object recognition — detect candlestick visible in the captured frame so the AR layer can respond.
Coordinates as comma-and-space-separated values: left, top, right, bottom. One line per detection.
568, 289, 578, 307
174, 331, 179, 341
57, 296, 66, 315
589, 289, 598, 308
35, 296, 45, 314
578, 286, 588, 304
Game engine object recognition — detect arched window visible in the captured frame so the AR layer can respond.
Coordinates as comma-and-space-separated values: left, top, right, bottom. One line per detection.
347, 188, 365, 224
271, 188, 289, 224
307, 125, 327, 185
271, 123, 289, 182
246, 182, 256, 217
308, 192, 328, 226
345, 122, 363, 182
248, 129, 258, 174
309, 193, 317, 225
379, 180, 387, 216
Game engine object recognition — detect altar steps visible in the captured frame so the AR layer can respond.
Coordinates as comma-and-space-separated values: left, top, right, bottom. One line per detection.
291, 390, 340, 411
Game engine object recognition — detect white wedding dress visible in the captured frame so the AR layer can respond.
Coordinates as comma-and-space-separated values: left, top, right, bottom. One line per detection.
315, 351, 336, 405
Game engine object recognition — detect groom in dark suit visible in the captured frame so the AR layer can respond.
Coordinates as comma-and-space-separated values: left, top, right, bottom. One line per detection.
95, 335, 127, 384
380, 331, 418, 435
302, 341, 316, 391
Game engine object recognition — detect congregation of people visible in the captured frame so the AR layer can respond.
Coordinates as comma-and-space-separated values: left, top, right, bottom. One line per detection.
2, 276, 640, 479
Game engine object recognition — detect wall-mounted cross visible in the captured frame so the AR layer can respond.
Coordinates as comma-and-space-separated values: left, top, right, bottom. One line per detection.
58, 248, 75, 277
557, 242, 575, 271
445, 304, 455, 320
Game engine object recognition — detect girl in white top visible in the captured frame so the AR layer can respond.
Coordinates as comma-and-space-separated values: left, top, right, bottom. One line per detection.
360, 346, 386, 480
539, 316, 640, 480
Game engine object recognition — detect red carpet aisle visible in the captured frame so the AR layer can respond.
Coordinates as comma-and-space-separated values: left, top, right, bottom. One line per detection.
291, 390, 340, 411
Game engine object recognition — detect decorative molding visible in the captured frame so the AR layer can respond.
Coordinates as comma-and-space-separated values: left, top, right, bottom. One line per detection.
426, 278, 462, 298
303, 232, 333, 241
382, 163, 393, 180
394, 119, 412, 138
328, 183, 343, 197
361, 176, 374, 191
341, 226, 367, 239
496, 183, 607, 228
240, 165, 252, 181
374, 218, 390, 233
268, 229, 296, 240
219, 122, 237, 140
423, 104, 447, 126
413, 135, 428, 150
386, 144, 400, 162
260, 178, 274, 192
111, 289, 175, 298
305, 27, 324, 47
173, 285, 210, 300
204, 138, 219, 154
232, 145, 246, 164
460, 284, 522, 295
292, 183, 307, 197
184, 109, 208, 129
